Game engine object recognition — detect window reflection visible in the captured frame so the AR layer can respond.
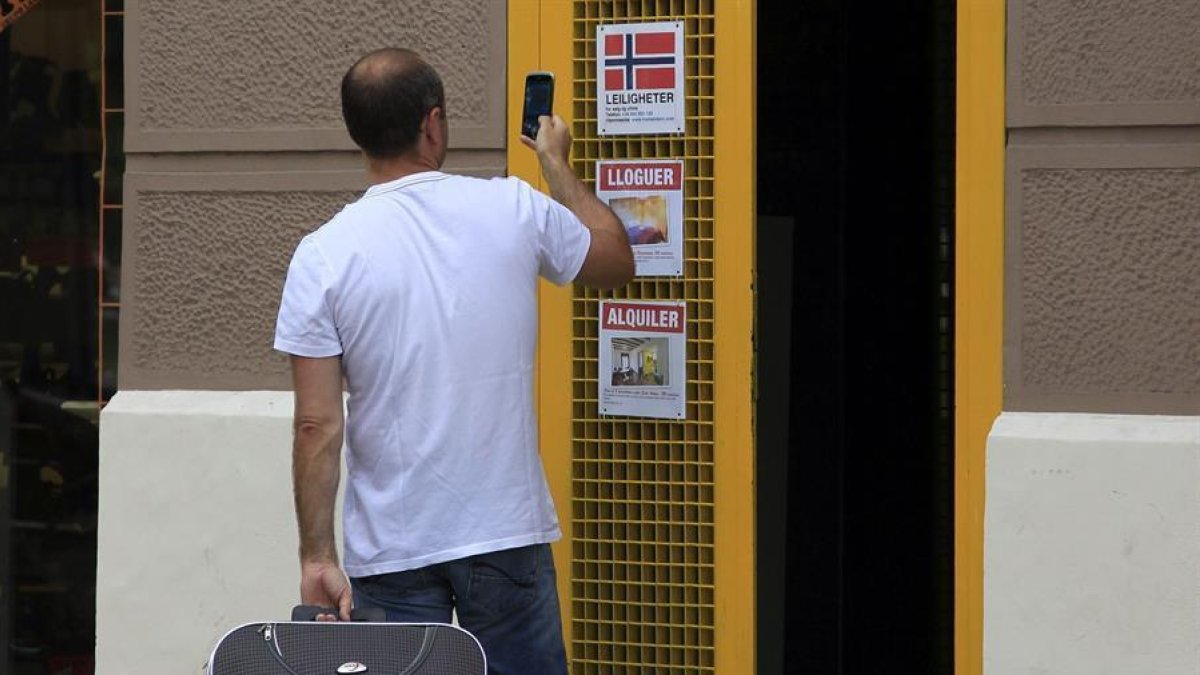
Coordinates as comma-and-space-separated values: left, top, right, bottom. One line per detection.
0, 1, 114, 672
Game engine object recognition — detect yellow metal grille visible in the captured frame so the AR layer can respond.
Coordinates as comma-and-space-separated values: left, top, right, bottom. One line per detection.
569, 1, 715, 672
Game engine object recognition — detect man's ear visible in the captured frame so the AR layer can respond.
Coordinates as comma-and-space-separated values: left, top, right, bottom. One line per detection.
425, 107, 445, 139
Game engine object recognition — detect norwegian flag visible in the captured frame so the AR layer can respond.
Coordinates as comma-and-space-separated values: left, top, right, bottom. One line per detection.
603, 31, 676, 91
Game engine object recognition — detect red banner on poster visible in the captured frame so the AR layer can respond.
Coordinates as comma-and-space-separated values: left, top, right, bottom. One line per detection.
601, 302, 685, 334
597, 161, 684, 191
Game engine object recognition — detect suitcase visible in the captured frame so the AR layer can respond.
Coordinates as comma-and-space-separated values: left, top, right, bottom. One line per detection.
206, 606, 486, 675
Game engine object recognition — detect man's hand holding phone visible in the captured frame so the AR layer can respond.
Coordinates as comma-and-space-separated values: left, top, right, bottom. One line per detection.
520, 114, 572, 169
520, 71, 554, 140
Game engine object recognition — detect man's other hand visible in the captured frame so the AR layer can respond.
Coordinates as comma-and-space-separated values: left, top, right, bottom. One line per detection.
300, 560, 352, 621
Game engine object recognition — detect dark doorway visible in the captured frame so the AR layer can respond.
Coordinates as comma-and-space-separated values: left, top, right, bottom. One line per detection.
756, 1, 956, 673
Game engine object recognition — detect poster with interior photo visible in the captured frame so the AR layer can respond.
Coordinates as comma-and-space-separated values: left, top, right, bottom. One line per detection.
596, 159, 684, 276
599, 300, 687, 419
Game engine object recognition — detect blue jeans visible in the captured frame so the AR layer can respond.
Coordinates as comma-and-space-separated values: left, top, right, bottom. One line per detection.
350, 543, 568, 675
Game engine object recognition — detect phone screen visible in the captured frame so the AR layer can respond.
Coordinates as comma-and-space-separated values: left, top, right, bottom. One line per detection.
521, 73, 554, 140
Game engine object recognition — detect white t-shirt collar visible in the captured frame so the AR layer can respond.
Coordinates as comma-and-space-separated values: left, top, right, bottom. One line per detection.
363, 170, 448, 198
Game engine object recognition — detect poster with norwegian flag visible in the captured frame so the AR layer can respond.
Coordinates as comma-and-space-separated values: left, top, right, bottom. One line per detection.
596, 22, 685, 135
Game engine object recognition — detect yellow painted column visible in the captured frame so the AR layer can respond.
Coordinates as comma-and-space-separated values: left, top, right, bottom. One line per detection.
507, 0, 577, 653
712, 0, 757, 673
508, 1, 542, 188
535, 0, 579, 654
955, 1, 1005, 674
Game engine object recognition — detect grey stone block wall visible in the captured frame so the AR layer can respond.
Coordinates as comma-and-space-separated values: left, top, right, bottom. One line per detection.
120, 1, 507, 390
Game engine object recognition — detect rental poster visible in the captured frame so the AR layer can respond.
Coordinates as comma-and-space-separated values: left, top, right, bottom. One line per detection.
596, 160, 685, 277
596, 21, 685, 135
599, 301, 687, 419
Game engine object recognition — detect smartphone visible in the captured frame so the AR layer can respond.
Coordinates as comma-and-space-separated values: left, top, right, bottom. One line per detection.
521, 71, 555, 140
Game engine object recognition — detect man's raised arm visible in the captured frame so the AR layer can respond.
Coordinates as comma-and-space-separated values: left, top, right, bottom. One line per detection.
522, 114, 635, 289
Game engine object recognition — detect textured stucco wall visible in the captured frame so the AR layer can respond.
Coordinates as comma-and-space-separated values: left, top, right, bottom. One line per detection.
137, 2, 491, 130
1020, 169, 1199, 396
126, 0, 506, 150
120, 0, 507, 390
1006, 1, 1200, 414
1019, 1, 1200, 105
123, 186, 354, 390
1008, 159, 1200, 414
1010, 0, 1200, 125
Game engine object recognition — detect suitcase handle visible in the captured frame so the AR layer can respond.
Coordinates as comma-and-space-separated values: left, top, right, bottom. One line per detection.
291, 604, 387, 622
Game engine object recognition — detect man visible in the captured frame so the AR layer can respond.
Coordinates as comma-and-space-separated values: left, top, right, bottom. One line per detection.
273, 48, 633, 674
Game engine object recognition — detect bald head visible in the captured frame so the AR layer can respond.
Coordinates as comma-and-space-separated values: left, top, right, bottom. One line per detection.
341, 48, 445, 159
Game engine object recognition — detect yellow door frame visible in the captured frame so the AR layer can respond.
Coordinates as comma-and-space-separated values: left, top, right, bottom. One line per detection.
712, 2, 757, 672
956, 1, 1005, 674
512, 1, 1001, 673
506, 0, 574, 651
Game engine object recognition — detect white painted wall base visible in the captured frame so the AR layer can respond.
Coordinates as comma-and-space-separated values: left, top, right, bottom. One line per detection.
96, 391, 341, 675
985, 412, 1200, 675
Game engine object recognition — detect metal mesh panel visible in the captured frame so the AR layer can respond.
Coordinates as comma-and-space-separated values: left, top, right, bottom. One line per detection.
569, 1, 716, 672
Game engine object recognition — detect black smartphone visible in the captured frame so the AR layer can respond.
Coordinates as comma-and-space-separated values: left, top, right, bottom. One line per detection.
521, 71, 555, 140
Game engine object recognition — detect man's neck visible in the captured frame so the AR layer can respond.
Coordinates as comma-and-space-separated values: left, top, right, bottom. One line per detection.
365, 154, 441, 186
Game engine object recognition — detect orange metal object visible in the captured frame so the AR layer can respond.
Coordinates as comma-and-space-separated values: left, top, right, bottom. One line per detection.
0, 0, 45, 33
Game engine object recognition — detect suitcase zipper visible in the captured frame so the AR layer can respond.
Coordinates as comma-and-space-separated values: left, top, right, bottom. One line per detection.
260, 624, 303, 675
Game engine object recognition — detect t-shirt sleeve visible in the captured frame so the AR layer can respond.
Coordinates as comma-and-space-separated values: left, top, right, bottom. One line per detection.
274, 236, 343, 358
518, 179, 592, 286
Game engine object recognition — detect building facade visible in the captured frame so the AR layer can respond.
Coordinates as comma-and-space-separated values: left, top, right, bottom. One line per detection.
0, 0, 1195, 673
982, 1, 1200, 672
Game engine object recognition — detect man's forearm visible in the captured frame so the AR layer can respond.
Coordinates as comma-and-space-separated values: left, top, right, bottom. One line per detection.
293, 420, 343, 563
541, 156, 630, 247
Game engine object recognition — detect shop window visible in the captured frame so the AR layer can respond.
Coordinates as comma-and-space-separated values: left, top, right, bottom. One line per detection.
0, 0, 122, 672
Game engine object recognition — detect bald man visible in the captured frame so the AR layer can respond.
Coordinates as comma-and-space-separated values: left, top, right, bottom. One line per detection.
274, 48, 633, 673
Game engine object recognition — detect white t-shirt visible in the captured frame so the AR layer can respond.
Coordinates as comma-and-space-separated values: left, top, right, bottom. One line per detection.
274, 171, 591, 577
